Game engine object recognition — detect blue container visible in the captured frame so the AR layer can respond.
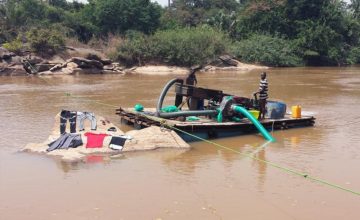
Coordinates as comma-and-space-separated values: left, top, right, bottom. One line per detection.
266, 101, 287, 119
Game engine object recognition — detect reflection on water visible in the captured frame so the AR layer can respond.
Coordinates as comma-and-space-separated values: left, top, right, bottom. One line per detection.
55, 155, 113, 173
51, 149, 190, 173
1, 67, 360, 220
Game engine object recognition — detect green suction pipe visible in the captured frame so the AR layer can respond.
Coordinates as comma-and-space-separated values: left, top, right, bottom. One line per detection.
232, 105, 276, 142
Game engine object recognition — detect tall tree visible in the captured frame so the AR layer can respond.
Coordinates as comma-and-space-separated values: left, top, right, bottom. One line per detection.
170, 0, 240, 26
48, 0, 68, 9
90, 0, 161, 34
349, 0, 360, 18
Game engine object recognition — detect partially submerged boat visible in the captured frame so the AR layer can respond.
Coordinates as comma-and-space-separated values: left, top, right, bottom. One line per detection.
117, 78, 315, 142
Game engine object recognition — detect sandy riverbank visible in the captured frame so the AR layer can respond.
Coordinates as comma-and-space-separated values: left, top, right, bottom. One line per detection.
1, 46, 269, 76
128, 62, 268, 75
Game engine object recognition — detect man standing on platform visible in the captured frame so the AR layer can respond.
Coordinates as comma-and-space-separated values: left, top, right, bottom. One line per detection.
184, 65, 202, 86
254, 72, 268, 120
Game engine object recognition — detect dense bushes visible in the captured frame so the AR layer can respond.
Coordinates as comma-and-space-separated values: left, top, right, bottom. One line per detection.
116, 27, 230, 66
0, 0, 161, 43
347, 47, 360, 64
230, 0, 360, 66
116, 31, 149, 66
26, 29, 65, 55
2, 37, 23, 54
231, 35, 302, 67
149, 26, 229, 66
1, 28, 65, 56
91, 0, 162, 34
168, 0, 240, 27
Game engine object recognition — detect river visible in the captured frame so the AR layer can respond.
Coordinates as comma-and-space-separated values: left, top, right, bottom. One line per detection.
0, 67, 359, 219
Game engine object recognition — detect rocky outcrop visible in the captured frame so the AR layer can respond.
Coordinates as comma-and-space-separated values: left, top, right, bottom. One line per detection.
204, 55, 269, 71
103, 62, 125, 72
0, 47, 45, 75
27, 55, 45, 65
86, 53, 112, 65
42, 56, 125, 75
0, 46, 126, 76
69, 57, 104, 69
0, 47, 16, 60
219, 55, 239, 66
0, 64, 28, 76
126, 55, 269, 75
0, 47, 26, 76
1, 45, 268, 76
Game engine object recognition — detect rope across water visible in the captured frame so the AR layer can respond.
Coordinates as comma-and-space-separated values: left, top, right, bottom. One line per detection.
160, 122, 360, 196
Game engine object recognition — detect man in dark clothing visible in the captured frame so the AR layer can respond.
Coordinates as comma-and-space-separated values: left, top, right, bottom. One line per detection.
185, 65, 202, 86
253, 72, 268, 120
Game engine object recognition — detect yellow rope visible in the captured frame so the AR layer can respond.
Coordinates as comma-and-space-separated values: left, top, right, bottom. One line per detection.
139, 112, 360, 196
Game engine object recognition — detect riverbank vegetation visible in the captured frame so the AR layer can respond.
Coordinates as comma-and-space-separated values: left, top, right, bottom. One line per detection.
1, 0, 359, 67
116, 27, 229, 66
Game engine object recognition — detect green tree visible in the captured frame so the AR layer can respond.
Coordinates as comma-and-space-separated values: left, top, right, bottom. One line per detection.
291, 0, 353, 65
89, 0, 161, 34
349, 0, 360, 18
45, 5, 65, 23
116, 31, 150, 66
64, 9, 98, 43
206, 10, 237, 35
232, 0, 288, 40
169, 0, 240, 26
149, 26, 229, 66
232, 0, 359, 65
12, 0, 47, 26
48, 0, 68, 9
231, 35, 302, 67
116, 26, 230, 66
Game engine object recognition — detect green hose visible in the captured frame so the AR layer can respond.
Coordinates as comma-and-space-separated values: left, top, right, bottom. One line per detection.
232, 105, 276, 142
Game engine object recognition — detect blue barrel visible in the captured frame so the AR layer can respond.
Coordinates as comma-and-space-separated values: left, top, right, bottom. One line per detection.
266, 101, 287, 119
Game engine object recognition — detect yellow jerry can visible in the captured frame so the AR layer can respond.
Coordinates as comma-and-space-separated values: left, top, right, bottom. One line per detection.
291, 105, 302, 118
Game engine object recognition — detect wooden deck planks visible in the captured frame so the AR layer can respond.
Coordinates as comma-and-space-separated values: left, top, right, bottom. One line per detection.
116, 107, 315, 131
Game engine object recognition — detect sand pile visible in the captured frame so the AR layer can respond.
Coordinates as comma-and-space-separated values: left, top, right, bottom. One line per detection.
129, 65, 189, 75
23, 113, 190, 161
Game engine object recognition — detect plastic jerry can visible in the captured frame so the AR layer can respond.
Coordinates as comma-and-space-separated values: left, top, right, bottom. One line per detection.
291, 105, 301, 118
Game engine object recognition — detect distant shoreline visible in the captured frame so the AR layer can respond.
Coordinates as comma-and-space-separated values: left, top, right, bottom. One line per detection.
1, 46, 269, 76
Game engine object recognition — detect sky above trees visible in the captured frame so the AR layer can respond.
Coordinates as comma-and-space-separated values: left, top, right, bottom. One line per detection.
155, 0, 351, 6
153, 0, 168, 6
69, 0, 351, 7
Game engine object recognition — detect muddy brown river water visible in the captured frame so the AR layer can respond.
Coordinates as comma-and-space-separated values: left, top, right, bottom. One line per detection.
0, 67, 360, 220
